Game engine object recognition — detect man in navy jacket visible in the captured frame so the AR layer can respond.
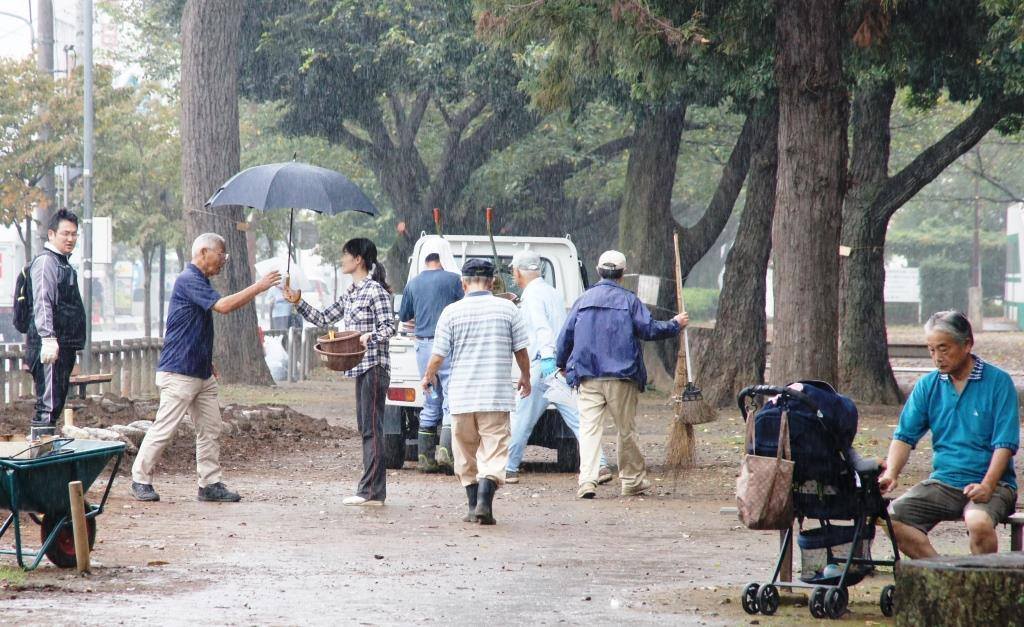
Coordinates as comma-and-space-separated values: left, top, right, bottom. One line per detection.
556, 250, 688, 499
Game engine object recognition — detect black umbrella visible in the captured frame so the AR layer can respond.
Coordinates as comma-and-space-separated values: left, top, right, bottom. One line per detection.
205, 161, 377, 281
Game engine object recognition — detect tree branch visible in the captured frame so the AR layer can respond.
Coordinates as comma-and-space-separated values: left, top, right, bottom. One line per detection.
874, 98, 1011, 222
407, 90, 431, 140
389, 92, 407, 140
677, 111, 757, 271
958, 159, 1023, 203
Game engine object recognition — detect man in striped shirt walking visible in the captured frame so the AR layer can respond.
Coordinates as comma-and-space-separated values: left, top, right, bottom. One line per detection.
421, 258, 531, 525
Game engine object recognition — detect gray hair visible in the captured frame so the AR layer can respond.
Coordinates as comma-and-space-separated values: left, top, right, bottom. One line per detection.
463, 276, 494, 290
515, 267, 541, 280
924, 310, 973, 345
191, 233, 225, 257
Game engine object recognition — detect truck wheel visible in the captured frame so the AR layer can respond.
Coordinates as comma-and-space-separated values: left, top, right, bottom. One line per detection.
555, 439, 580, 473
384, 433, 406, 469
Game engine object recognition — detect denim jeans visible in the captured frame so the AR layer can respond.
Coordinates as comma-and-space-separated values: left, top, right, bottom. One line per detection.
415, 337, 452, 430
506, 359, 606, 472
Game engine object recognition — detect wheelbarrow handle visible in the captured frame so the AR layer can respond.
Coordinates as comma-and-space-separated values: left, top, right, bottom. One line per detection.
3, 437, 75, 460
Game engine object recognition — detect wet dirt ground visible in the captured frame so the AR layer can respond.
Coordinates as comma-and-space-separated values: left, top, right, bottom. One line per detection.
1, 356, 1020, 626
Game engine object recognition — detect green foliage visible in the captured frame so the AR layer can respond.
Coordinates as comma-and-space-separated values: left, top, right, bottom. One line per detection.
919, 256, 970, 315
93, 77, 183, 258
0, 58, 79, 226
682, 287, 719, 321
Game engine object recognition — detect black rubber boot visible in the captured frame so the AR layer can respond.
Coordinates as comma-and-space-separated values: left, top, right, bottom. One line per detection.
474, 478, 497, 525
437, 425, 455, 476
463, 483, 478, 522
417, 428, 440, 473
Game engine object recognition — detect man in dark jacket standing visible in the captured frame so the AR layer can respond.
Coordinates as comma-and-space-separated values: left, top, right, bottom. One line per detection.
556, 250, 688, 499
26, 209, 86, 440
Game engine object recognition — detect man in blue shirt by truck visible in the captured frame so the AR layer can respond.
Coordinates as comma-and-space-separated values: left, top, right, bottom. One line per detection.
880, 310, 1018, 557
398, 237, 464, 473
557, 250, 688, 499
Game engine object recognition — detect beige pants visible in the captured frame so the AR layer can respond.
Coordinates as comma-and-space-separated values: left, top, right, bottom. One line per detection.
132, 372, 224, 488
452, 411, 510, 487
577, 378, 643, 488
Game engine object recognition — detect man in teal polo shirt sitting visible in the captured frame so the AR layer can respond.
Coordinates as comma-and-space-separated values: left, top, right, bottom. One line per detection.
879, 310, 1019, 557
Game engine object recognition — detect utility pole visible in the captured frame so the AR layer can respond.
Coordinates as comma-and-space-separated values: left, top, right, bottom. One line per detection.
82, 0, 94, 371
36, 0, 56, 255
968, 151, 984, 331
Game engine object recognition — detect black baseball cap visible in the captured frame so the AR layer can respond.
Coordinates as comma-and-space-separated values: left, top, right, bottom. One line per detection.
462, 258, 495, 277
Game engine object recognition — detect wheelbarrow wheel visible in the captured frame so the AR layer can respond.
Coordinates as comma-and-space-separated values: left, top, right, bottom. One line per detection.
40, 511, 96, 568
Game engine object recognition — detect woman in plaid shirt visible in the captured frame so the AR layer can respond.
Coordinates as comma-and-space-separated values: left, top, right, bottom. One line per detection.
284, 238, 395, 506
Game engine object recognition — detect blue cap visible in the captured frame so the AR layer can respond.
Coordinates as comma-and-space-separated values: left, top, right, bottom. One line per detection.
461, 258, 495, 277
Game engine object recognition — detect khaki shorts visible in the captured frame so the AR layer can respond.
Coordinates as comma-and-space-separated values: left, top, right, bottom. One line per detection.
890, 479, 1017, 534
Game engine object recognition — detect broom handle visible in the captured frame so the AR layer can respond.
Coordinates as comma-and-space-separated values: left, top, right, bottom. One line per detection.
672, 231, 694, 385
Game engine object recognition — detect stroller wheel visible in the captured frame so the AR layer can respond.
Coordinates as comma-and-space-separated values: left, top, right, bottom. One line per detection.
809, 586, 828, 619
825, 586, 848, 619
741, 582, 760, 615
757, 584, 780, 615
880, 584, 895, 617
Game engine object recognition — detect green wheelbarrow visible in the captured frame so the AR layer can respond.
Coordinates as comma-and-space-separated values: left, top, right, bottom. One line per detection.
0, 439, 125, 570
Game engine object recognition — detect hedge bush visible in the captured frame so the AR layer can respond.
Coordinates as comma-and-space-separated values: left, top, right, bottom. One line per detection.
919, 256, 969, 317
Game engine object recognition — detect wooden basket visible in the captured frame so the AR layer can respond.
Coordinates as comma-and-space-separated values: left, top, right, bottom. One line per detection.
314, 344, 366, 372
317, 330, 363, 355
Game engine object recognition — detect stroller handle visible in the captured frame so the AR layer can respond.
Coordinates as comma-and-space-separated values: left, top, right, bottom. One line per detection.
736, 384, 820, 420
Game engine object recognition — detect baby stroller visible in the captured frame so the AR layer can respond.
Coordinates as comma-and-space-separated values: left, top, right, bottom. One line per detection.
735, 381, 900, 620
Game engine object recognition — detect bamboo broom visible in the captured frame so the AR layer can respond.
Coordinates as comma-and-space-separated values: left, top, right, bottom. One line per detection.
666, 230, 718, 471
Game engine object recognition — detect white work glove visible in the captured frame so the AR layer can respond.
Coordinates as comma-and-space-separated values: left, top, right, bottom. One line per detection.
40, 338, 59, 364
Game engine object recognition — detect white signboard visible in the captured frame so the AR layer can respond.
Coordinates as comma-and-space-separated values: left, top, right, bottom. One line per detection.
636, 274, 660, 306
884, 267, 920, 303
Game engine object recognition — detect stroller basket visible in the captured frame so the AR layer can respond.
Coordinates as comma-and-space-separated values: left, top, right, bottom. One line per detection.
798, 524, 875, 587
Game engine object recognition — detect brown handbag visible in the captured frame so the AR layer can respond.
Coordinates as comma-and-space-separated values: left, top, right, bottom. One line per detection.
736, 409, 795, 530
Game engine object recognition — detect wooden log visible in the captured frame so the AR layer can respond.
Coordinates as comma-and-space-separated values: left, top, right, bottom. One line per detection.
68, 480, 91, 572
98, 341, 111, 394
111, 340, 123, 397
895, 553, 1024, 626
0, 354, 9, 406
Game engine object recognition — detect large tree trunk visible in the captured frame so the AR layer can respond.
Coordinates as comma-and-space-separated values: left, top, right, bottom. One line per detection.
618, 103, 687, 389
696, 101, 779, 407
181, 0, 272, 385
838, 93, 1012, 403
839, 81, 901, 404
770, 0, 848, 387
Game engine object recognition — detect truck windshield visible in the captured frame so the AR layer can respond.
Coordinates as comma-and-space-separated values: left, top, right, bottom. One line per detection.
460, 255, 555, 300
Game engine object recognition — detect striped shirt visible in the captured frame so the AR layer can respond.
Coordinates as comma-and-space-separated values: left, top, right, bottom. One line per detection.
296, 278, 395, 378
432, 291, 529, 414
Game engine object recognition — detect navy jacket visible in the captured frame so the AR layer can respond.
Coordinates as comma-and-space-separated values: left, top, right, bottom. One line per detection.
28, 246, 86, 351
556, 279, 679, 390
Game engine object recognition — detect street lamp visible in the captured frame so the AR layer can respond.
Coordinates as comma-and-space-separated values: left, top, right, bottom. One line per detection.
0, 10, 35, 52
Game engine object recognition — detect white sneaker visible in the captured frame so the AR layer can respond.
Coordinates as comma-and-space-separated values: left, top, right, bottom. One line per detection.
343, 495, 384, 506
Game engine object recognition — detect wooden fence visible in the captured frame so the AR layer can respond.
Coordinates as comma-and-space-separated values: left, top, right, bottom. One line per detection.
0, 327, 325, 406
0, 338, 163, 406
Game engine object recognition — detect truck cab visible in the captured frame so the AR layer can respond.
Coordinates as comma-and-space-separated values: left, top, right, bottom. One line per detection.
383, 234, 589, 471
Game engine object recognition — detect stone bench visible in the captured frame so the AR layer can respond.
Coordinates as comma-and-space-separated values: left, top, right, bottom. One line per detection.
1005, 511, 1023, 552
68, 373, 113, 399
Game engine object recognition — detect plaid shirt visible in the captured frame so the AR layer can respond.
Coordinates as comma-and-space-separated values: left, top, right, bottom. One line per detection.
296, 278, 395, 378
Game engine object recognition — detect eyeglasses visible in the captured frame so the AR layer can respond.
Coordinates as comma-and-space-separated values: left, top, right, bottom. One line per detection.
209, 251, 230, 262
56, 231, 79, 239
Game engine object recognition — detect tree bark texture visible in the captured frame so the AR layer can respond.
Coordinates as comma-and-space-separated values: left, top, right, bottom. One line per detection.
696, 101, 779, 407
181, 0, 272, 385
618, 104, 686, 389
839, 92, 1013, 403
770, 0, 848, 387
839, 81, 901, 404
894, 554, 1024, 626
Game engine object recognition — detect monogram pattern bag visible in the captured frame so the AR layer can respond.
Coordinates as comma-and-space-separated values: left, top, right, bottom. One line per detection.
736, 409, 795, 530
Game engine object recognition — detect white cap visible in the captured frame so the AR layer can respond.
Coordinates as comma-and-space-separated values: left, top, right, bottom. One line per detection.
510, 250, 542, 271
597, 250, 626, 271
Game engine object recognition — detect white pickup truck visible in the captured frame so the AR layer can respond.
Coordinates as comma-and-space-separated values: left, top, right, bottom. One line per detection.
382, 234, 590, 470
